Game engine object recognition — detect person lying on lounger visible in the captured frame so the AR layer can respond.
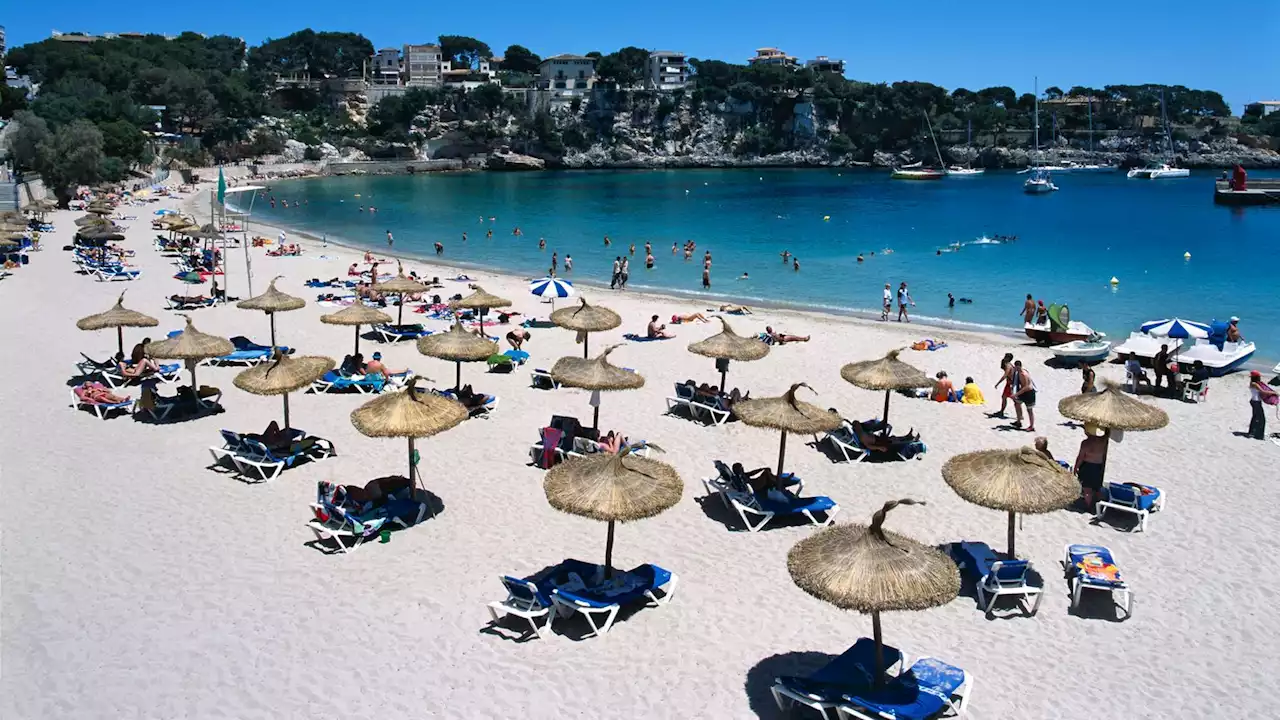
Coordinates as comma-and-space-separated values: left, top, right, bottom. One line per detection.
765, 326, 810, 344
116, 351, 156, 379
848, 420, 920, 451
129, 340, 161, 374
454, 384, 491, 409
647, 315, 675, 339
169, 294, 211, 306
246, 420, 305, 451
80, 382, 128, 404
730, 462, 791, 499
363, 352, 404, 378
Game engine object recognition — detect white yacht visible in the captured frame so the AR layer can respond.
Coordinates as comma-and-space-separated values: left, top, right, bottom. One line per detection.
1024, 169, 1058, 194
1127, 163, 1190, 179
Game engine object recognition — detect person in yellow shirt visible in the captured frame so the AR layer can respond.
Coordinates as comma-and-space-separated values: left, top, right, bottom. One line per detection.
960, 376, 985, 405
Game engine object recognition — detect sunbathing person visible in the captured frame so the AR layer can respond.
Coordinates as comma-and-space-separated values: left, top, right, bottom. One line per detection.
454, 384, 491, 409
339, 353, 365, 376
731, 462, 790, 498
248, 420, 298, 450
363, 352, 404, 378
719, 304, 753, 314
671, 312, 709, 324
597, 430, 628, 454
647, 315, 675, 339
960, 376, 985, 404
80, 382, 128, 404
328, 476, 415, 507
765, 326, 810, 344
129, 339, 161, 374
931, 371, 955, 402
116, 351, 154, 379
848, 419, 919, 450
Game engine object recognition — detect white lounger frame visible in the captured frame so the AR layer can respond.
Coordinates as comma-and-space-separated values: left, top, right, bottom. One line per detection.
1095, 483, 1166, 533
701, 477, 834, 533
835, 659, 974, 720
976, 560, 1044, 617
1063, 544, 1133, 619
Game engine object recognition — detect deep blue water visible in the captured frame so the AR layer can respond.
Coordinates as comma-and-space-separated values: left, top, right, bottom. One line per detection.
244, 168, 1280, 361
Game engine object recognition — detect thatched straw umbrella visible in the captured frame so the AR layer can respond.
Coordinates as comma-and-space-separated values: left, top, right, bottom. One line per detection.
320, 303, 393, 356
788, 499, 960, 682
78, 228, 125, 242
840, 349, 932, 434
85, 206, 114, 216
550, 297, 622, 358
550, 344, 644, 430
416, 317, 498, 391
734, 382, 841, 476
76, 290, 159, 356
942, 447, 1080, 557
145, 315, 235, 395
233, 351, 335, 428
237, 276, 306, 348
373, 262, 426, 325
74, 214, 111, 227
1057, 381, 1170, 431
349, 377, 468, 491
544, 446, 682, 579
451, 284, 512, 337
687, 316, 770, 389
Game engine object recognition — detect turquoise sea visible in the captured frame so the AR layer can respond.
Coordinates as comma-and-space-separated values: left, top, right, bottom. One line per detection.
245, 168, 1280, 363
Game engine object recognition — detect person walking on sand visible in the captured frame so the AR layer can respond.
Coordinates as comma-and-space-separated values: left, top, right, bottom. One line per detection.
610, 257, 622, 289
992, 352, 1015, 417
1021, 294, 1036, 325
619, 257, 630, 289
1080, 361, 1096, 393
1011, 360, 1037, 431
1247, 370, 1278, 440
897, 282, 914, 322
881, 283, 892, 321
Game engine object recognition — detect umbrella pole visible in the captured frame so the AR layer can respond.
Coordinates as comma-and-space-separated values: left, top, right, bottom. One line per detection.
604, 519, 615, 579
269, 312, 277, 350
592, 404, 600, 432
408, 437, 420, 493
776, 430, 788, 477
719, 362, 728, 392
282, 393, 291, 430
882, 390, 892, 437
1007, 510, 1017, 558
455, 360, 461, 392
354, 325, 361, 355
583, 333, 590, 359
872, 611, 884, 687
397, 293, 404, 325
117, 327, 124, 357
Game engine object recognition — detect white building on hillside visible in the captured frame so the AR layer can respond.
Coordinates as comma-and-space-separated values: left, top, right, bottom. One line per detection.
538, 54, 596, 96
403, 43, 443, 88
647, 51, 688, 91
748, 47, 797, 68
806, 56, 846, 75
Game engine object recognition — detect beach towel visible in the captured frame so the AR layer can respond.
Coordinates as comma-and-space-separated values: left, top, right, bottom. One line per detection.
623, 333, 670, 342
1076, 553, 1122, 583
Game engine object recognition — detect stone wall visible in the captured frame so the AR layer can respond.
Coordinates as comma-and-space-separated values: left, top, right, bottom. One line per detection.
327, 159, 466, 175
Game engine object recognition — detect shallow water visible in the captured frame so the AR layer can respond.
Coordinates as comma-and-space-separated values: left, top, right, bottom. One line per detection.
246, 168, 1280, 362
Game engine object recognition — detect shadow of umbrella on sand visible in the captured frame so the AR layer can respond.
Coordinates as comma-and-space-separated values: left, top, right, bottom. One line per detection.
550, 297, 622, 359
350, 377, 469, 495
840, 350, 932, 434
234, 350, 335, 429
76, 290, 158, 356
550, 344, 644, 431
544, 445, 682, 579
416, 317, 498, 391
320, 303, 393, 356
787, 499, 960, 684
734, 382, 841, 476
687, 316, 769, 390
237, 276, 305, 349
942, 446, 1080, 557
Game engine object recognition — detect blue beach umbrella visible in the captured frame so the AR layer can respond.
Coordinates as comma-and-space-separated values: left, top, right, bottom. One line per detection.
1140, 318, 1210, 340
530, 277, 575, 309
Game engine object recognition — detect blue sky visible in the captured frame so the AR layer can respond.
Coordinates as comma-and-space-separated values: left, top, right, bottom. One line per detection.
5, 2, 1276, 111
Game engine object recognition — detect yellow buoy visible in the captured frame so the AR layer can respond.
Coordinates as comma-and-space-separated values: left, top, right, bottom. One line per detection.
1110, 276, 1120, 285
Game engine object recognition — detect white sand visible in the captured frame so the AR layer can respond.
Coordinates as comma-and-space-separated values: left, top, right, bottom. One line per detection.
2, 186, 1277, 719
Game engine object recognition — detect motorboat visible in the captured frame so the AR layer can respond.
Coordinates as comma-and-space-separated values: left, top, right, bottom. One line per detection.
1127, 163, 1190, 179
947, 166, 985, 176
1112, 332, 1175, 361
1017, 164, 1067, 174
1024, 169, 1058, 194
891, 167, 947, 180
1025, 304, 1096, 345
1177, 339, 1256, 376
1063, 161, 1118, 173
1051, 338, 1112, 365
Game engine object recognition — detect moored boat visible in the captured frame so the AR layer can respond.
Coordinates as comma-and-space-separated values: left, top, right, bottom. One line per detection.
1025, 304, 1095, 345
1024, 169, 1058, 194
891, 168, 947, 180
1177, 339, 1256, 376
947, 166, 985, 176
1051, 338, 1112, 365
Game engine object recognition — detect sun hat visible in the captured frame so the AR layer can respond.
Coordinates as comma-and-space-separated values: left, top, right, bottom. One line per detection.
372, 352, 383, 360
1230, 316, 1240, 322
1250, 370, 1261, 378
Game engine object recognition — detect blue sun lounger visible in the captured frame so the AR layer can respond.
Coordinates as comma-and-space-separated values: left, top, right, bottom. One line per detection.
487, 575, 556, 639
1064, 543, 1133, 618
837, 657, 973, 720
772, 638, 905, 720
955, 541, 1043, 617
703, 461, 836, 532
205, 337, 290, 366
545, 558, 678, 638
210, 429, 334, 481
373, 323, 432, 343
312, 371, 388, 394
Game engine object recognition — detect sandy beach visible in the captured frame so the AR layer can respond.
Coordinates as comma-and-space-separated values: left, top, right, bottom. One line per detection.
3, 184, 1278, 719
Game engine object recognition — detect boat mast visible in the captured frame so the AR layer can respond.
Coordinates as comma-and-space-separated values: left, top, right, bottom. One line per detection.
924, 111, 944, 169
1087, 97, 1094, 152
1160, 89, 1173, 161
1033, 76, 1040, 166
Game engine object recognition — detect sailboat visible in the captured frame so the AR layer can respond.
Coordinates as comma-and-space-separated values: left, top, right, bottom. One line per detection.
1024, 77, 1059, 194
892, 112, 948, 179
948, 118, 985, 176
1067, 97, 1118, 172
1128, 90, 1190, 179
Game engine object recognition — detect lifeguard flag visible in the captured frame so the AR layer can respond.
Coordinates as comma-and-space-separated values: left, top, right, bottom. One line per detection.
216, 167, 226, 205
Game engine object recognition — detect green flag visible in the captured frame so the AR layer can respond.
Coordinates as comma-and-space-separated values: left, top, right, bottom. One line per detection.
216, 166, 226, 206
